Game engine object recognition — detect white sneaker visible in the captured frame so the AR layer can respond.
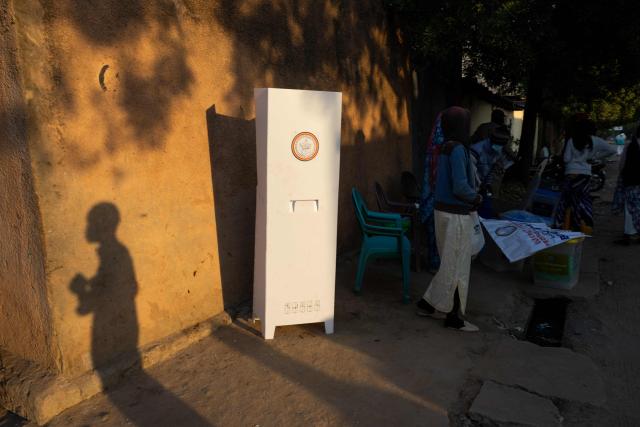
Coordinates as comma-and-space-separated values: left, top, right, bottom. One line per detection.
447, 320, 480, 332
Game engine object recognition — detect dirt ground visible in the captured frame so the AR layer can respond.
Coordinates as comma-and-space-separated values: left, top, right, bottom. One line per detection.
561, 162, 640, 426
2, 160, 640, 427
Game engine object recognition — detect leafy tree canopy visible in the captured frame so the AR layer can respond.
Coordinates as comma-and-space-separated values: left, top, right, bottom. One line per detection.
386, 0, 640, 123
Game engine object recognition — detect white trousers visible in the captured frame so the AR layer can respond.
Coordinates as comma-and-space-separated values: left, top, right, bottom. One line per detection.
423, 210, 473, 314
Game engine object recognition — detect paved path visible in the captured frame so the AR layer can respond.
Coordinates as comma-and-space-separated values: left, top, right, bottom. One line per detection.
560, 161, 640, 426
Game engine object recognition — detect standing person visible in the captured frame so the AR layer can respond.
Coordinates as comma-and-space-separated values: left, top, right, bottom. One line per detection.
613, 127, 640, 244
615, 132, 626, 155
555, 117, 617, 233
471, 109, 506, 144
419, 112, 445, 273
470, 125, 514, 218
416, 107, 482, 332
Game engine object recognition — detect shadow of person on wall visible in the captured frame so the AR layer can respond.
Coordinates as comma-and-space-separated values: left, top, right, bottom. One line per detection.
70, 203, 211, 426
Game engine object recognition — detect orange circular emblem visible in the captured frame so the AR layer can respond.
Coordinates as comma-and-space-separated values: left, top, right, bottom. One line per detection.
291, 132, 319, 161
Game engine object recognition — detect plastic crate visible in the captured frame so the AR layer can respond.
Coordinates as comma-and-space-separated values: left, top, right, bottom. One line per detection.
530, 189, 561, 219
532, 238, 583, 289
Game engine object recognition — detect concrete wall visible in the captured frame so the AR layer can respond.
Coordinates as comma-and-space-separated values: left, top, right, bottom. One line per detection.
4, 0, 411, 376
468, 98, 494, 136
0, 0, 55, 369
467, 96, 522, 141
511, 110, 524, 141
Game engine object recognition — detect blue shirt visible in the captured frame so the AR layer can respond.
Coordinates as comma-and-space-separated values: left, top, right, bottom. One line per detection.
470, 139, 498, 184
470, 139, 514, 187
434, 143, 479, 214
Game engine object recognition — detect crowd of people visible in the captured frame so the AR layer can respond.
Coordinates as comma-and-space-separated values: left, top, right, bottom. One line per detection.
415, 107, 639, 333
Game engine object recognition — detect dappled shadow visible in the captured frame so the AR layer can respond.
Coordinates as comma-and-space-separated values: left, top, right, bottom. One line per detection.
206, 106, 257, 308
32, 0, 413, 251
70, 203, 211, 426
209, 1, 414, 255
44, 0, 194, 154
19, 0, 417, 202
117, 34, 193, 145
212, 1, 408, 134
66, 0, 145, 46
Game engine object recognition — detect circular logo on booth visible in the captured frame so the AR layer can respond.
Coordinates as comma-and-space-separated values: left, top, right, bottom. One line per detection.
291, 132, 319, 161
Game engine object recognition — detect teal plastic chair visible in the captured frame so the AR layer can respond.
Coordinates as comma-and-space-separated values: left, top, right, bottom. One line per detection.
352, 188, 411, 303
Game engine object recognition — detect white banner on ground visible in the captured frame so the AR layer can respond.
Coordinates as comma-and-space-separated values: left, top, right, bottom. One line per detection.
480, 219, 588, 263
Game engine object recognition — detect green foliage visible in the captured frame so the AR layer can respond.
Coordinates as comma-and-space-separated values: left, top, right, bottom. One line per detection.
562, 86, 640, 128
385, 0, 550, 93
386, 0, 640, 120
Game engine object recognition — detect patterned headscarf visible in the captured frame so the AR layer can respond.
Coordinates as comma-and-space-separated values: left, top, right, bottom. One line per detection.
427, 112, 445, 191
419, 111, 445, 222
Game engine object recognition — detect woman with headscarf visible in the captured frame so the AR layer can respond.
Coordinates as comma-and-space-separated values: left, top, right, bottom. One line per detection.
419, 112, 445, 272
416, 107, 482, 332
555, 116, 616, 233
613, 126, 640, 244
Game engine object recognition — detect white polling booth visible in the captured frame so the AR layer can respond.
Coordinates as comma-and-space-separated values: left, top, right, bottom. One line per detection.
253, 88, 342, 339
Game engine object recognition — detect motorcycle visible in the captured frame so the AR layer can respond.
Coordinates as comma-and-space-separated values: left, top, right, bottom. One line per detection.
539, 155, 564, 192
588, 159, 606, 192
539, 156, 607, 193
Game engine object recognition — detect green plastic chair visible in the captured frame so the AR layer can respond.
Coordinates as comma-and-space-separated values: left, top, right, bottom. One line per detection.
352, 188, 411, 303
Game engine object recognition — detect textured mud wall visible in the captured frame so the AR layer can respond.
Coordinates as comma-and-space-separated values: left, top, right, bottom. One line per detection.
0, 0, 55, 369
8, 0, 410, 376
206, 0, 412, 307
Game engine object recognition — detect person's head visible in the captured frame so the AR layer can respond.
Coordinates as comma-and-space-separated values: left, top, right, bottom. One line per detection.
491, 109, 506, 126
540, 145, 550, 157
572, 115, 595, 151
441, 106, 471, 146
86, 202, 120, 243
488, 125, 511, 154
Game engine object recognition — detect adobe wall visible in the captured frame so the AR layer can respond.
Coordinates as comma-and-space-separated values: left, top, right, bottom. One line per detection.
6, 0, 411, 376
0, 0, 55, 369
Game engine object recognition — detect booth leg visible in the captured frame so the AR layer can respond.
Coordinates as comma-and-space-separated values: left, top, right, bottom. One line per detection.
324, 319, 334, 335
262, 323, 276, 340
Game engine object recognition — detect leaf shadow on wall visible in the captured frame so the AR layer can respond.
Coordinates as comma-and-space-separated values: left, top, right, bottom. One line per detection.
211, 0, 408, 122
206, 106, 257, 309
70, 203, 211, 427
209, 1, 413, 256
52, 0, 195, 158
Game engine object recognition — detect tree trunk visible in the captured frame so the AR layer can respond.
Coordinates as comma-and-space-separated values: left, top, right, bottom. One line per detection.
410, 66, 427, 181
409, 52, 462, 183
517, 69, 543, 181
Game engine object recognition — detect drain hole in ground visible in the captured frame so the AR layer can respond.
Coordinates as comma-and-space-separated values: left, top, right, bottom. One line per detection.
525, 298, 570, 347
